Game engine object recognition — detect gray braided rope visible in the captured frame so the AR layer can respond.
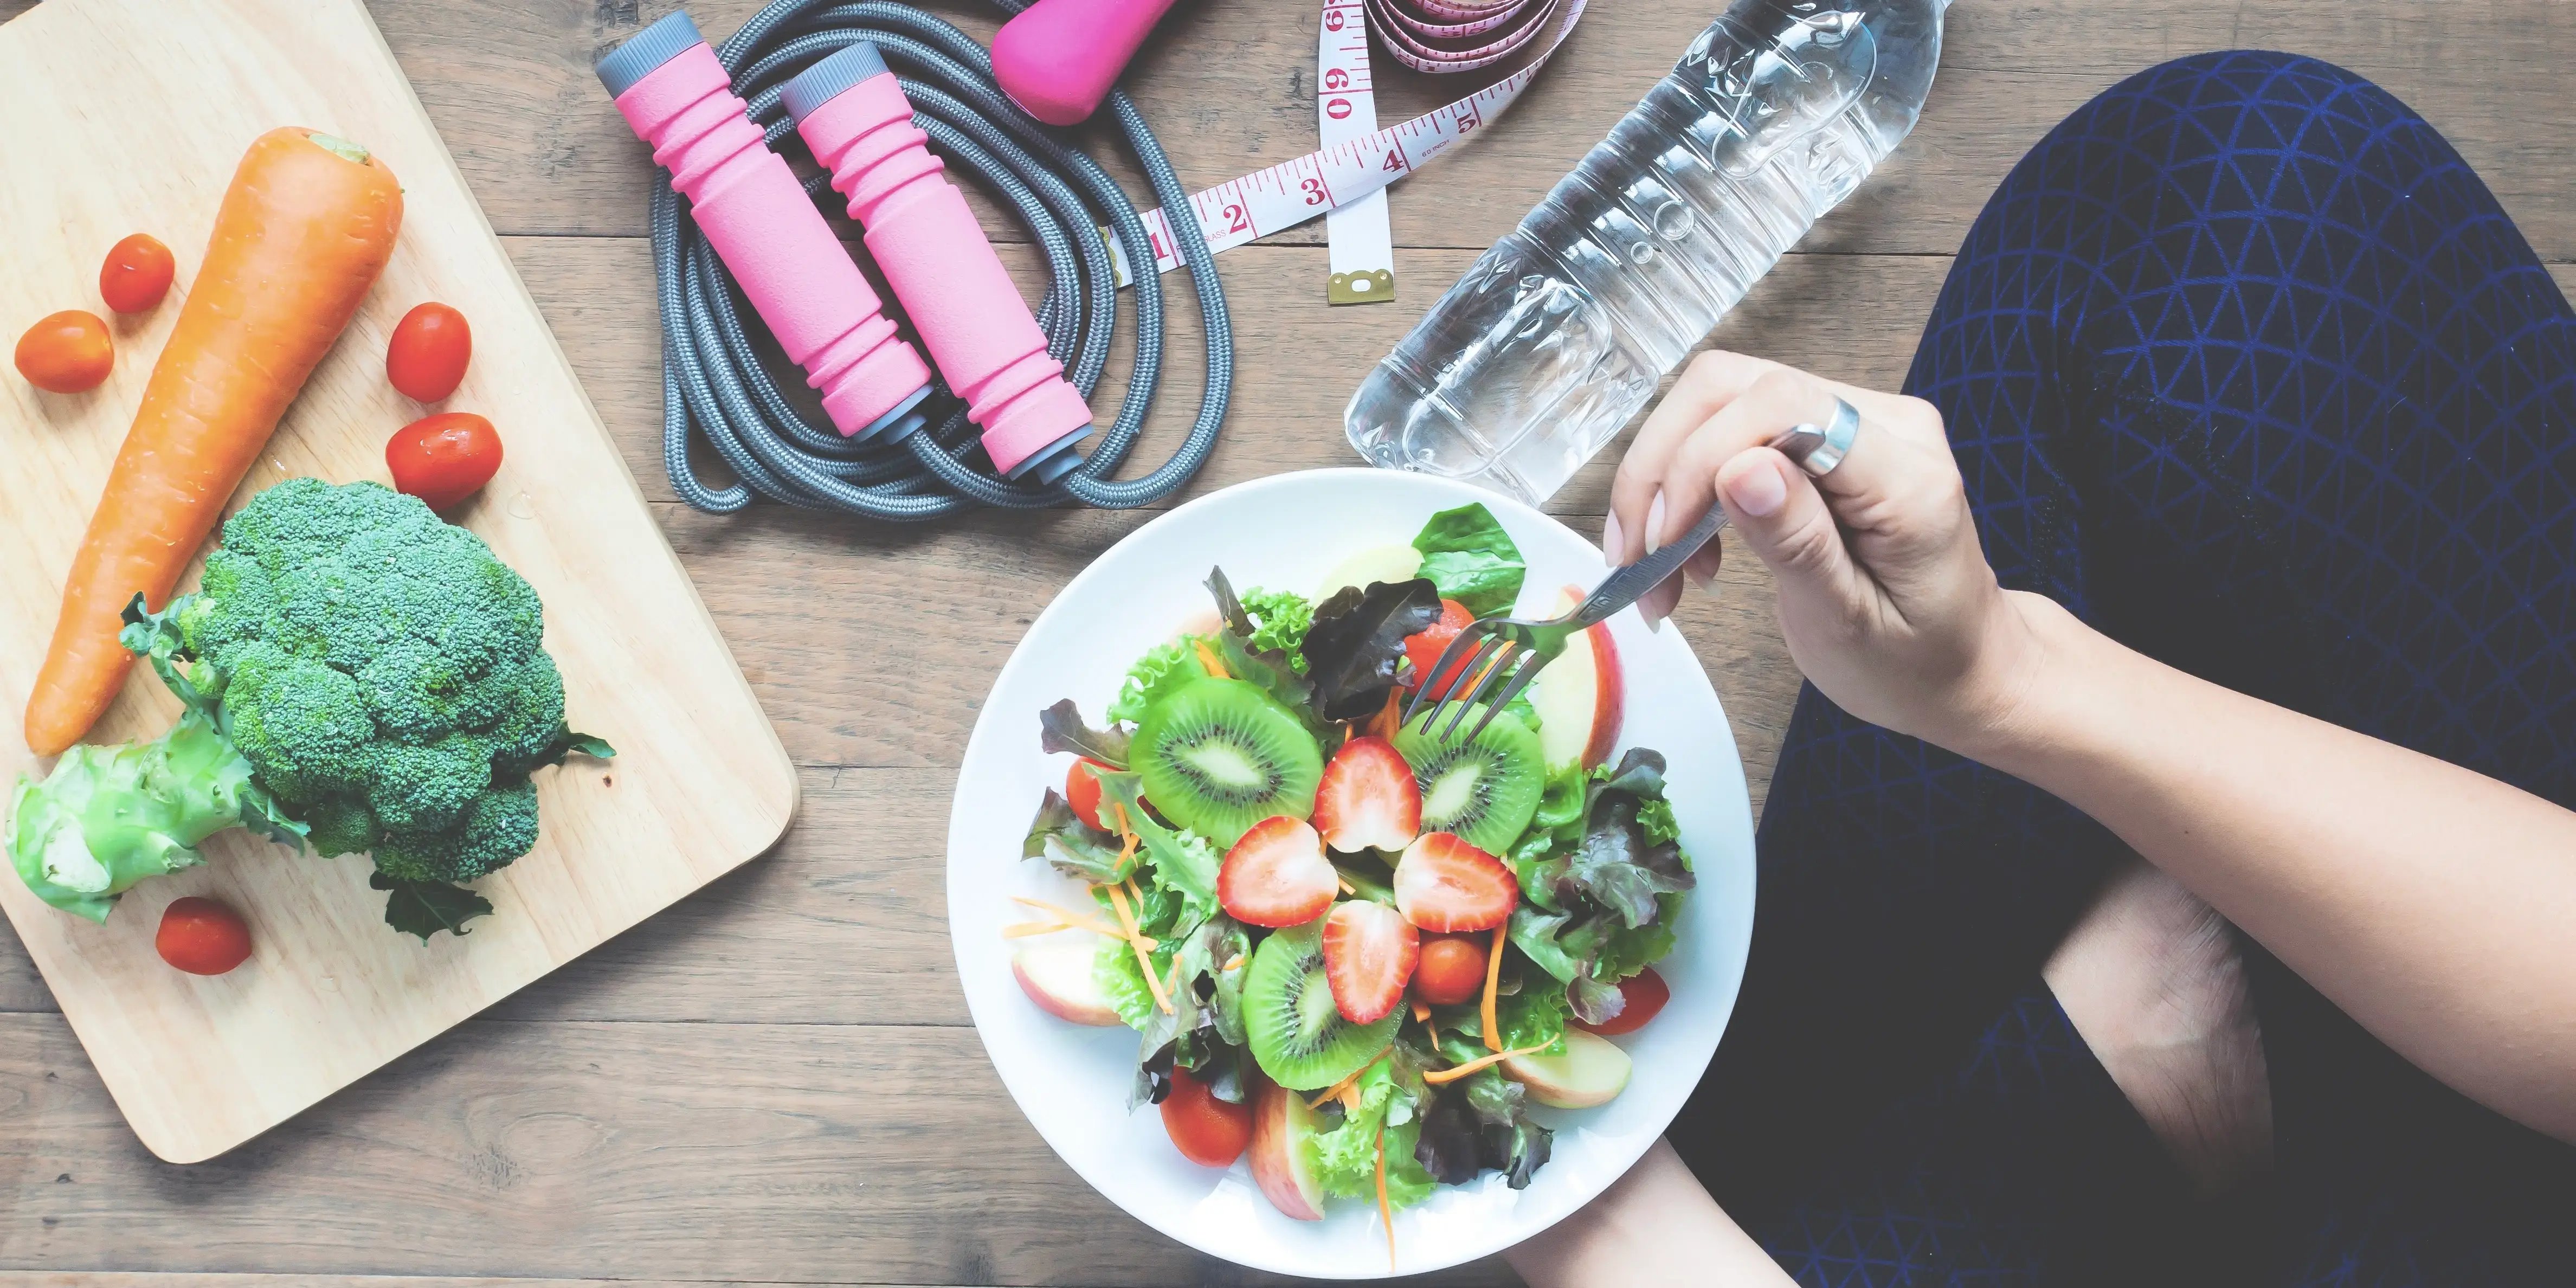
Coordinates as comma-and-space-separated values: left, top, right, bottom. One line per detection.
646, 0, 1234, 518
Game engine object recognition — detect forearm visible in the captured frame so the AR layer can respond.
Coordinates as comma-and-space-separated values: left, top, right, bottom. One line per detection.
1971, 594, 2576, 1140
1506, 1138, 1794, 1288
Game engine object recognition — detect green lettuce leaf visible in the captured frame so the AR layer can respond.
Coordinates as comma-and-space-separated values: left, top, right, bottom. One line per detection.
1090, 769, 1219, 925
1203, 569, 1319, 722
1038, 699, 1130, 769
1497, 749, 1696, 1024
1021, 790, 1136, 884
1107, 637, 1209, 726
1433, 978, 1570, 1057
1305, 1055, 1438, 1208
1411, 503, 1526, 616
1241, 588, 1315, 669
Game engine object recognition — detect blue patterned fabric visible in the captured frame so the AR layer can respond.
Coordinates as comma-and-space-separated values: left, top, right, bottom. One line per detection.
1669, 50, 2576, 1285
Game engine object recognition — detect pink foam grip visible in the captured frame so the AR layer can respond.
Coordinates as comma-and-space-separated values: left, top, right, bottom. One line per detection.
798, 75, 1094, 476
612, 43, 930, 436
990, 0, 1182, 127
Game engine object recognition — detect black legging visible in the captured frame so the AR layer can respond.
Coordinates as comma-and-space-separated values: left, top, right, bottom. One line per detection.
1671, 50, 2576, 1285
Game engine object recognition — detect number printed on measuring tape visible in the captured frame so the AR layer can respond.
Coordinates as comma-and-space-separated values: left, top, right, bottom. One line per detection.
1108, 0, 1586, 286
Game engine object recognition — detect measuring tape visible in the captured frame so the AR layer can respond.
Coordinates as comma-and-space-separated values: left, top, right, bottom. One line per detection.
1105, 0, 1585, 291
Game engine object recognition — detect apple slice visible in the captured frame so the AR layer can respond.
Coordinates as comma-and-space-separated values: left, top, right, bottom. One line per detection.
1248, 1078, 1329, 1220
1012, 938, 1123, 1027
1527, 583, 1624, 769
1315, 543, 1424, 601
1502, 1029, 1633, 1109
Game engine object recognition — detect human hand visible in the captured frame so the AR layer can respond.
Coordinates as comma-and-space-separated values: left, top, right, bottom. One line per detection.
1605, 351, 2050, 752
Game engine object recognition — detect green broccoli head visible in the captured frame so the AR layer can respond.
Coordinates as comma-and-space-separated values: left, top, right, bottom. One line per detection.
11, 479, 612, 936
185, 482, 589, 900
371, 776, 540, 885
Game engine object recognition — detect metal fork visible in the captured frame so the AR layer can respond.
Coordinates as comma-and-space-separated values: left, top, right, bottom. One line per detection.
1402, 411, 1858, 744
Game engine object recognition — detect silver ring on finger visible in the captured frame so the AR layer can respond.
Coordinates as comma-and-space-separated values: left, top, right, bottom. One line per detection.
1777, 397, 1861, 476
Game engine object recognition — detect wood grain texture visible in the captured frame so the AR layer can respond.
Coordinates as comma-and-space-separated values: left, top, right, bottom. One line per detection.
0, 0, 793, 1163
0, 1013, 1511, 1287
3, 0, 2572, 1284
353, 0, 2576, 257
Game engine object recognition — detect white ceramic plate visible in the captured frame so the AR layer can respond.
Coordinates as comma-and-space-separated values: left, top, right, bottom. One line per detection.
946, 468, 1756, 1279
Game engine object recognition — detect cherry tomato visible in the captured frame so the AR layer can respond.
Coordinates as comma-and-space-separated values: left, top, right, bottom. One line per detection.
1573, 967, 1670, 1036
14, 310, 113, 393
387, 411, 504, 510
98, 233, 175, 313
387, 301, 473, 402
1065, 758, 1113, 831
1160, 1068, 1252, 1168
156, 897, 252, 975
1411, 932, 1488, 1006
1401, 599, 1476, 692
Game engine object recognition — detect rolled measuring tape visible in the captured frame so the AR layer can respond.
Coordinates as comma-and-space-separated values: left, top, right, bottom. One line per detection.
1103, 0, 1586, 300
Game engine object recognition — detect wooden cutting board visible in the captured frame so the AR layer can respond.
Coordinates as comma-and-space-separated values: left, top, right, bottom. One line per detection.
0, 0, 797, 1162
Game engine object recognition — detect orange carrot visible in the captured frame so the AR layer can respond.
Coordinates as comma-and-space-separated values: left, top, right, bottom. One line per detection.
24, 128, 401, 756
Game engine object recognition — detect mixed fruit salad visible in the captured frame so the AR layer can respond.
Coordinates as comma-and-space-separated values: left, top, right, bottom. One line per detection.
1006, 503, 1693, 1244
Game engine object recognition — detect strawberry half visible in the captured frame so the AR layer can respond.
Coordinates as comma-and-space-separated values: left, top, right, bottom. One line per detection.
1218, 816, 1337, 928
1311, 736, 1421, 853
1322, 899, 1419, 1024
1392, 832, 1518, 932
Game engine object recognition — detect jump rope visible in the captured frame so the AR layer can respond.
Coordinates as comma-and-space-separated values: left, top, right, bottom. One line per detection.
600, 0, 1580, 519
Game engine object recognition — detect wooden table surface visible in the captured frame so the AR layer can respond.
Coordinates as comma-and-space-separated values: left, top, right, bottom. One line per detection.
1, 1, 2567, 1284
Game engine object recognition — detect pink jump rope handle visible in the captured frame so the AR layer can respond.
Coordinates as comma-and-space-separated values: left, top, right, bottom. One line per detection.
598, 12, 934, 440
787, 44, 1095, 482
990, 0, 1184, 127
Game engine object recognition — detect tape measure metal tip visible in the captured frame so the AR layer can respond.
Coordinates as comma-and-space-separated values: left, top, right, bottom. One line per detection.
1328, 270, 1396, 305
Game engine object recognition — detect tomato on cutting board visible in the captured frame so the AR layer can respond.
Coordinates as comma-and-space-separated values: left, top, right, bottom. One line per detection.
387, 301, 472, 402
99, 234, 176, 314
156, 897, 252, 975
15, 310, 113, 393
1160, 1068, 1252, 1167
387, 411, 503, 511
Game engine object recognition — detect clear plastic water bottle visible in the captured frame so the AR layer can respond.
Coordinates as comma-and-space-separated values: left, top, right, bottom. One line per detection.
1345, 0, 1946, 504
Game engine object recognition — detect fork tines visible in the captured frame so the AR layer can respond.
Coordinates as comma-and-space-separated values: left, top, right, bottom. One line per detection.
1400, 625, 1538, 745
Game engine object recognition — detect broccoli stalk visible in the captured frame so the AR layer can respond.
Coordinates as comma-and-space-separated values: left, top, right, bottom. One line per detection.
7, 479, 611, 939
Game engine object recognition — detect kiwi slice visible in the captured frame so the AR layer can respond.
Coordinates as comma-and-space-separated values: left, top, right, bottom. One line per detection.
1243, 920, 1402, 1091
1132, 678, 1324, 846
1393, 706, 1544, 853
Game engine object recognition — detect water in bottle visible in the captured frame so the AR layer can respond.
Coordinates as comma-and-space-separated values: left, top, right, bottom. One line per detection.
1344, 0, 1946, 504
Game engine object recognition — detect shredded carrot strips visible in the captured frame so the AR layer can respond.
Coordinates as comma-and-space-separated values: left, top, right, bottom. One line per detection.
1306, 1051, 1388, 1110
1194, 640, 1231, 680
1101, 882, 1143, 935
1480, 926, 1507, 1052
1374, 1123, 1396, 1270
1364, 687, 1404, 742
1411, 999, 1432, 1025
1423, 1043, 1551, 1084
1002, 920, 1077, 938
1337, 873, 1357, 896
1107, 803, 1140, 871
1008, 896, 1130, 943
1096, 881, 1174, 1014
